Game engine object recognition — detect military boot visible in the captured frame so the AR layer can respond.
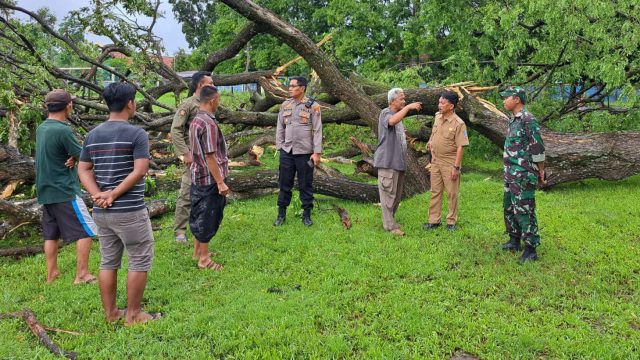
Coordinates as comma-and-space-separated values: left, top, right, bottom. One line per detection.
302, 209, 313, 227
519, 245, 538, 263
501, 236, 521, 251
273, 207, 286, 226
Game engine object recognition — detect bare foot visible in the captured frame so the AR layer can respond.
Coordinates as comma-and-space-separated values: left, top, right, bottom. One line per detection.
125, 311, 162, 326
46, 270, 61, 284
390, 228, 405, 236
105, 309, 126, 323
73, 274, 97, 285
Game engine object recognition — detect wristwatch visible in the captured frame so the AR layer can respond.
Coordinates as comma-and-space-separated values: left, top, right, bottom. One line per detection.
453, 165, 461, 171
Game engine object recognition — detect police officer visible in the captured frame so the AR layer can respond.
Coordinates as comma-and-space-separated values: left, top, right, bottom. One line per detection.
171, 71, 214, 250
499, 86, 545, 263
273, 76, 323, 227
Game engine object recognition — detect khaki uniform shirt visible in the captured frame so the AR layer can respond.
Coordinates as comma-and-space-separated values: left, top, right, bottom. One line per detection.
276, 98, 323, 154
429, 112, 469, 166
171, 95, 200, 157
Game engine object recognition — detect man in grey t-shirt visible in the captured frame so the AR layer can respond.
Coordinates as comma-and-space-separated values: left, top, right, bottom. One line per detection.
373, 88, 422, 236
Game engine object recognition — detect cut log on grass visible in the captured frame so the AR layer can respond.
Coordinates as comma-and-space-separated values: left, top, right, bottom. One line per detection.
0, 309, 77, 359
227, 170, 379, 202
0, 245, 48, 257
0, 199, 170, 242
332, 204, 352, 229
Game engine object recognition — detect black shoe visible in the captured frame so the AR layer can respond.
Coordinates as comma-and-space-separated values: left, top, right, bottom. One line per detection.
273, 207, 286, 226
501, 237, 522, 251
302, 209, 313, 227
519, 245, 538, 263
446, 224, 456, 231
422, 223, 441, 230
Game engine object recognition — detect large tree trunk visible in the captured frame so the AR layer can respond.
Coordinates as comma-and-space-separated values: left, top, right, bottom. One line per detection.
455, 87, 640, 187
220, 0, 431, 196
227, 170, 378, 202
0, 144, 34, 189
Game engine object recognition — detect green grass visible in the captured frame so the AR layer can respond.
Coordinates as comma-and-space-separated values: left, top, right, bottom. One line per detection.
1, 166, 639, 358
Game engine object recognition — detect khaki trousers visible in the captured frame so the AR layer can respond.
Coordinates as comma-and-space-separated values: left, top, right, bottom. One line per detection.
378, 168, 405, 231
173, 168, 191, 235
428, 163, 460, 225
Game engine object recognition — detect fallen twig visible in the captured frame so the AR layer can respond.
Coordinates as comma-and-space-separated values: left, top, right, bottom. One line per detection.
0, 309, 78, 359
332, 204, 352, 230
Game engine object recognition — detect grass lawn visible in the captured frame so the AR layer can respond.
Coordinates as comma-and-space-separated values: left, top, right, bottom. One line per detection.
1, 161, 639, 358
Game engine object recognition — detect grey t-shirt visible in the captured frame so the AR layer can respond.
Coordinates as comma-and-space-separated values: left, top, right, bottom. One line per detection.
373, 107, 407, 171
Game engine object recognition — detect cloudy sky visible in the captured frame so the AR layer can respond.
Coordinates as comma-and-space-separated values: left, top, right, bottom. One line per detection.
16, 0, 189, 55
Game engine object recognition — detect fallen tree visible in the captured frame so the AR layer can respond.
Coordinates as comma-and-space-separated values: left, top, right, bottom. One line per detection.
0, 198, 170, 242
2, 0, 640, 203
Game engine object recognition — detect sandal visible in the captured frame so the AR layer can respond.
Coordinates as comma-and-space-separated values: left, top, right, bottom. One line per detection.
197, 258, 224, 271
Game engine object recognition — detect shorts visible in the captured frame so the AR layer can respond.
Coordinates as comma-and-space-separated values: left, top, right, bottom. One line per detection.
92, 208, 154, 272
189, 183, 226, 243
42, 195, 97, 242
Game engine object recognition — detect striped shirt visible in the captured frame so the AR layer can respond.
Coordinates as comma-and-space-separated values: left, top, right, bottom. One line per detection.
79, 121, 150, 213
189, 110, 228, 186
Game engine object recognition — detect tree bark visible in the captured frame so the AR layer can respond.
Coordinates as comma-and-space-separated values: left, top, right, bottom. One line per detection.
202, 22, 264, 72
455, 87, 640, 187
0, 144, 34, 187
227, 170, 378, 202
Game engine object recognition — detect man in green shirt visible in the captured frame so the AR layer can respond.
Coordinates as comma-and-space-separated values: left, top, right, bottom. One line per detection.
36, 89, 97, 284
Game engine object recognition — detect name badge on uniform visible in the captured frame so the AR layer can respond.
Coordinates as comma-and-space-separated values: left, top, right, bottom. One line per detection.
299, 111, 310, 124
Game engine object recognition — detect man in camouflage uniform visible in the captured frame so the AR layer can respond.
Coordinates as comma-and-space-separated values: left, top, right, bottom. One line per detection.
273, 76, 323, 227
171, 71, 214, 251
499, 86, 546, 263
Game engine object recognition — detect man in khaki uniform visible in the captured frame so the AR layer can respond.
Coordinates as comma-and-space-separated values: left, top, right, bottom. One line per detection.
171, 71, 213, 251
273, 76, 323, 227
425, 91, 469, 231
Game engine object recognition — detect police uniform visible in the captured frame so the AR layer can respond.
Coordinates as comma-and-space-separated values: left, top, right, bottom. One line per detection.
427, 112, 469, 226
503, 108, 545, 248
170, 95, 200, 237
275, 97, 323, 212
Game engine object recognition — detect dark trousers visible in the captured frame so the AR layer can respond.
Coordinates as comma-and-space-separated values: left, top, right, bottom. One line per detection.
277, 149, 314, 210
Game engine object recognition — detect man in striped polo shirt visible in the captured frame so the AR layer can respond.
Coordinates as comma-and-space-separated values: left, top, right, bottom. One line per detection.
189, 85, 228, 271
78, 83, 159, 325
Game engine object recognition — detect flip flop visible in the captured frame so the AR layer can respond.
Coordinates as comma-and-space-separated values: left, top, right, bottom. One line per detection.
73, 276, 98, 285
197, 258, 224, 271
124, 311, 162, 326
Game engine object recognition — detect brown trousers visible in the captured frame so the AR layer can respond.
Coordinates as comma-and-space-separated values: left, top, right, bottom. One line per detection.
378, 168, 405, 231
173, 167, 191, 234
428, 163, 460, 225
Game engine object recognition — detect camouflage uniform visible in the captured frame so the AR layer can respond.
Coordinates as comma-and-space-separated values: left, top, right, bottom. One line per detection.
503, 109, 545, 247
